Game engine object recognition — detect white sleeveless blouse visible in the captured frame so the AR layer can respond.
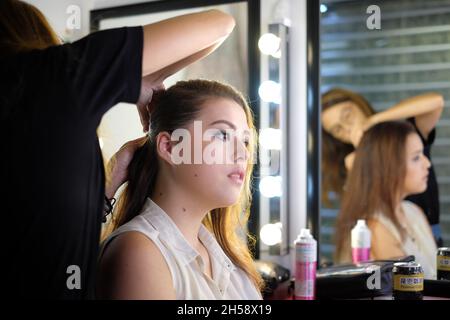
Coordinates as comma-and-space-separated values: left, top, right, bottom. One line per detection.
100, 198, 262, 300
374, 200, 437, 279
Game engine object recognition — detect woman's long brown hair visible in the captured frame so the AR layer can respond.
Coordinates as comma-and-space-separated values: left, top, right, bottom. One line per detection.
321, 88, 375, 205
334, 121, 417, 263
103, 79, 263, 290
0, 0, 60, 58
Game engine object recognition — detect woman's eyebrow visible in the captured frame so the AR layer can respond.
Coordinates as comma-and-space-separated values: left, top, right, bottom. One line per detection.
208, 119, 251, 134
330, 124, 341, 133
339, 105, 351, 119
209, 119, 236, 129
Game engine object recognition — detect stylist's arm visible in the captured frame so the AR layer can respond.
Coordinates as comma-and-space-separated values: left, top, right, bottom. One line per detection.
136, 10, 236, 132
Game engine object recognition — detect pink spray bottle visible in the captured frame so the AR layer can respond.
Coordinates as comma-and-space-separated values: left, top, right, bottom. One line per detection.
294, 228, 317, 300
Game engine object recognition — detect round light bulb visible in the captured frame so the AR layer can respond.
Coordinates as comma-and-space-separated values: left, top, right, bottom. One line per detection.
258, 33, 281, 56
259, 128, 282, 150
271, 49, 282, 59
260, 222, 282, 246
258, 80, 281, 104
259, 175, 282, 198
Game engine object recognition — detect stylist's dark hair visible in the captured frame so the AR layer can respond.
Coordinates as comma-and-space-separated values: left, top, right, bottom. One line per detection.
0, 0, 60, 58
103, 79, 263, 290
321, 88, 375, 205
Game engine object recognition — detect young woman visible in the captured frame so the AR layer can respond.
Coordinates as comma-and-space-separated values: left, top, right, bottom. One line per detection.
0, 0, 235, 298
321, 88, 444, 244
97, 79, 263, 299
335, 121, 437, 279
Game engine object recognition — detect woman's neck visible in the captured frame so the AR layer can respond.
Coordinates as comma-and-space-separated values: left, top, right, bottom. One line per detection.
395, 196, 407, 225
151, 175, 210, 249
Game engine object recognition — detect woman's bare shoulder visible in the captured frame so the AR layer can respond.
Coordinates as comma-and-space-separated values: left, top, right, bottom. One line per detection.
97, 231, 176, 299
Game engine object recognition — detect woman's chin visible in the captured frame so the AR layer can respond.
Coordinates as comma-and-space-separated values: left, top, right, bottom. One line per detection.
407, 185, 427, 196
215, 194, 240, 208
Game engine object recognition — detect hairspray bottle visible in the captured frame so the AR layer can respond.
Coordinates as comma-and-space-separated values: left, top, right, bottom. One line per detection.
294, 228, 317, 300
351, 219, 371, 263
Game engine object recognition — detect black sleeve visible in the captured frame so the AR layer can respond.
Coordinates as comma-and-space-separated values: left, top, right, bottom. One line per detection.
24, 26, 143, 125
407, 117, 436, 146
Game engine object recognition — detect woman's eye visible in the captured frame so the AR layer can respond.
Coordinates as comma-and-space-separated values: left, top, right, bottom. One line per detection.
333, 126, 342, 135
215, 130, 230, 141
341, 108, 351, 120
413, 156, 420, 162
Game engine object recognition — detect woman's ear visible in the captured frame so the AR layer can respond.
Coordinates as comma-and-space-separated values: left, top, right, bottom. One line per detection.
156, 132, 174, 165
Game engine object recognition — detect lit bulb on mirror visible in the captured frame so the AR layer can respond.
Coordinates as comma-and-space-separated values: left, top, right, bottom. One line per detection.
260, 222, 282, 246
98, 137, 104, 149
259, 175, 282, 198
258, 33, 281, 56
258, 80, 281, 104
259, 128, 282, 150
271, 49, 281, 59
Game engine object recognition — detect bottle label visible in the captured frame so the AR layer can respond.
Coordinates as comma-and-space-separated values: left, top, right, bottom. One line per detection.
352, 247, 370, 263
351, 231, 371, 248
437, 256, 450, 271
295, 261, 317, 300
295, 242, 317, 300
295, 243, 317, 262
393, 274, 424, 292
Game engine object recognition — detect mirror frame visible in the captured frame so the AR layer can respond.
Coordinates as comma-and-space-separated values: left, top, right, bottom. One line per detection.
306, 0, 321, 263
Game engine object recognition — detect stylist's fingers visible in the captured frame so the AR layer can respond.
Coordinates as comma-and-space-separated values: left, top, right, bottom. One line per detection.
350, 128, 363, 147
137, 82, 166, 132
114, 136, 147, 170
156, 83, 166, 91
107, 136, 147, 190
137, 87, 152, 133
147, 83, 165, 115
138, 103, 150, 133
137, 77, 155, 132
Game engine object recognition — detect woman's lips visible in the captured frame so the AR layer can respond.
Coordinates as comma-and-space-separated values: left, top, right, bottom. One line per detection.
228, 170, 244, 185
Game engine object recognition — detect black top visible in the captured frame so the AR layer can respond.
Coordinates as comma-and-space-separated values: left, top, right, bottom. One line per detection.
406, 117, 440, 227
0, 27, 143, 299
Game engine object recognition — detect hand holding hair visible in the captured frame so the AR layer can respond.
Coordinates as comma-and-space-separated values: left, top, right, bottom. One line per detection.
105, 137, 148, 198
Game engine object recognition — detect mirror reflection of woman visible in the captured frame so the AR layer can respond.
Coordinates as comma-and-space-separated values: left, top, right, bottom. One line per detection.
321, 88, 444, 245
335, 121, 437, 279
97, 80, 263, 299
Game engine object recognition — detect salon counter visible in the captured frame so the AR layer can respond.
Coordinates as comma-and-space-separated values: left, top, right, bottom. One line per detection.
264, 278, 450, 300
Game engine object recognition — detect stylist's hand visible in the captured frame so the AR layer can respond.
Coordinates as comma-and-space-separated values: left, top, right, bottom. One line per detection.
351, 116, 378, 147
345, 151, 356, 172
137, 77, 165, 133
350, 126, 364, 147
105, 137, 147, 198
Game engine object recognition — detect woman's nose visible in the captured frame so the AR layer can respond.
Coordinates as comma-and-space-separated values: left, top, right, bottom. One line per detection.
234, 138, 249, 162
424, 155, 431, 169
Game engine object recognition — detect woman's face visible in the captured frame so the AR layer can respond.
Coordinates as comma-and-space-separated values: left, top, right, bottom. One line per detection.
170, 97, 251, 209
403, 133, 431, 196
321, 101, 368, 144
